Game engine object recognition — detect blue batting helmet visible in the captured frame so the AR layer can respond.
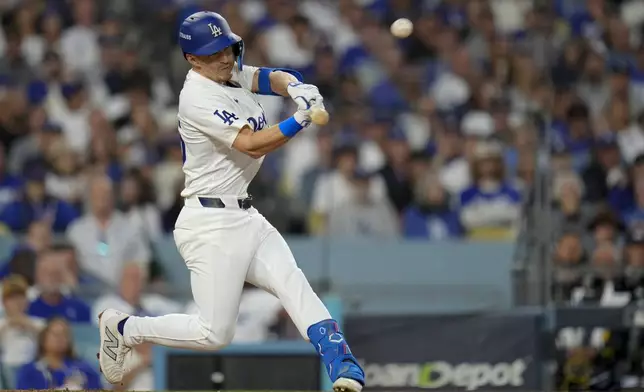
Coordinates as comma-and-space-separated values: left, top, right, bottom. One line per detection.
178, 11, 244, 70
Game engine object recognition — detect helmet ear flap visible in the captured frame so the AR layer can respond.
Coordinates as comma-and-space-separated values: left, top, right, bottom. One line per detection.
232, 41, 244, 70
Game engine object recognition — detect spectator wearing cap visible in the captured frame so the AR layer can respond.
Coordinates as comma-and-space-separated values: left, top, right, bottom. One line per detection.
0, 143, 22, 217
66, 174, 151, 287
0, 275, 45, 388
459, 141, 522, 239
378, 128, 413, 213
402, 172, 463, 240
327, 170, 399, 238
46, 79, 92, 154
310, 143, 387, 234
582, 133, 625, 202
0, 164, 79, 233
27, 249, 91, 323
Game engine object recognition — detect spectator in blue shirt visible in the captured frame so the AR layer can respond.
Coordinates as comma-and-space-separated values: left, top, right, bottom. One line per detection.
27, 249, 91, 323
0, 164, 79, 233
15, 317, 101, 390
459, 141, 522, 239
403, 173, 462, 240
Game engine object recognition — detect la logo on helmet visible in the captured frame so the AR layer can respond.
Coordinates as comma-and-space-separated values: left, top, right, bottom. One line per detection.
208, 23, 222, 37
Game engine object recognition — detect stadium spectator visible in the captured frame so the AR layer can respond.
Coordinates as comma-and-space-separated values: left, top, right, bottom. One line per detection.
299, 128, 334, 209
459, 141, 522, 239
377, 129, 413, 213
310, 143, 386, 233
0, 164, 79, 233
47, 79, 93, 155
0, 144, 22, 216
86, 113, 123, 182
0, 275, 44, 389
402, 172, 463, 240
7, 115, 63, 176
551, 170, 597, 235
152, 133, 186, 212
44, 140, 84, 207
327, 170, 399, 238
433, 121, 471, 196
587, 209, 624, 245
552, 231, 586, 303
50, 242, 105, 290
27, 249, 91, 323
15, 317, 101, 390
91, 263, 181, 324
118, 168, 162, 243
622, 169, 644, 231
66, 174, 150, 287
582, 133, 625, 203
0, 219, 51, 281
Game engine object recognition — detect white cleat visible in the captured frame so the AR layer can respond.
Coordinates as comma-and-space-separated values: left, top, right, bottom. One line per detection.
98, 309, 132, 384
333, 377, 363, 392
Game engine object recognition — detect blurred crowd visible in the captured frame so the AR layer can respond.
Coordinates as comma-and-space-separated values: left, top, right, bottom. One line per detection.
9, 0, 644, 389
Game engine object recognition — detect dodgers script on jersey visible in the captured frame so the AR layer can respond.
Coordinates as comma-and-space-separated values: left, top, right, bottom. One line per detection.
177, 64, 267, 197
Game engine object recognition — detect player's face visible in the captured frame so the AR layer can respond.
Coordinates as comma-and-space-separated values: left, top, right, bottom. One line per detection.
190, 46, 235, 83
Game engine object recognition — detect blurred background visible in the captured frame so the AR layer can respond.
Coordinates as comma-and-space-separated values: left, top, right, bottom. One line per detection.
1, 0, 644, 390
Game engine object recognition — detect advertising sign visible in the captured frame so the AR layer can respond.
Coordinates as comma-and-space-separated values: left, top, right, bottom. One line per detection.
345, 314, 542, 391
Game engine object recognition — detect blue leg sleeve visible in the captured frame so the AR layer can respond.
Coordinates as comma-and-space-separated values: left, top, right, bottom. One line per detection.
307, 319, 365, 385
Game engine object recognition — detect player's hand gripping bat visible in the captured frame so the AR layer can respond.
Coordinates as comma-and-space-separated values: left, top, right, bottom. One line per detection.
311, 107, 329, 126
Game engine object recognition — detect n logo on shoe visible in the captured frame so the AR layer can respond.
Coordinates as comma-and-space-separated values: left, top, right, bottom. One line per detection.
103, 327, 119, 361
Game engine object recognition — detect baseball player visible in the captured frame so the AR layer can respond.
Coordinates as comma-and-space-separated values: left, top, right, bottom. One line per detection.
97, 11, 365, 392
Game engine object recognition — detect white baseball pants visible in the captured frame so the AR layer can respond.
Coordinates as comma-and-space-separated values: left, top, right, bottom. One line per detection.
123, 196, 331, 349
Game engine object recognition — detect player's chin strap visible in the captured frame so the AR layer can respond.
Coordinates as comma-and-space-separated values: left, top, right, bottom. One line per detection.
257, 68, 304, 96
307, 319, 365, 385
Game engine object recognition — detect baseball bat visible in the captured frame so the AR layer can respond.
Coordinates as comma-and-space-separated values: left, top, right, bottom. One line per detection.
311, 107, 329, 125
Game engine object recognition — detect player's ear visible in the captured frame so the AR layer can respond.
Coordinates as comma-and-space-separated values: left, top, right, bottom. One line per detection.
185, 54, 200, 68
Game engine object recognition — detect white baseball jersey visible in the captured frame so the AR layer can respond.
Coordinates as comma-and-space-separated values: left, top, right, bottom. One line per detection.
177, 64, 267, 197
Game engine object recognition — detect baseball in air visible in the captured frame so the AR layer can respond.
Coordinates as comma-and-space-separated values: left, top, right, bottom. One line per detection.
390, 18, 413, 38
